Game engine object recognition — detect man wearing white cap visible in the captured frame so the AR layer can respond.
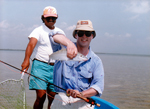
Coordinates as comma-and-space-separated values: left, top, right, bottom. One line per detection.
51, 20, 104, 109
21, 6, 77, 109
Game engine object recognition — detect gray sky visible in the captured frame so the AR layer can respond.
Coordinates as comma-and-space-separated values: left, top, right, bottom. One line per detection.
0, 0, 150, 55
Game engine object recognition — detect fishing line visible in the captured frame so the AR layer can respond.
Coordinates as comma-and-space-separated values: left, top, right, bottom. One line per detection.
0, 60, 100, 107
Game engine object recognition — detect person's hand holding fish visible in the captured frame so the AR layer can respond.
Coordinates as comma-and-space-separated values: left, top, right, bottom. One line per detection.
53, 34, 78, 59
66, 41, 77, 59
49, 47, 88, 61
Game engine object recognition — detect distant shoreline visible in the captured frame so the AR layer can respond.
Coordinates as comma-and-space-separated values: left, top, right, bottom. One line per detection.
0, 49, 25, 51
95, 52, 150, 57
0, 49, 150, 57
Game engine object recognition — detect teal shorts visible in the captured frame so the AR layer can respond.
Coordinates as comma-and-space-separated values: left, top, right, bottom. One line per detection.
29, 60, 55, 92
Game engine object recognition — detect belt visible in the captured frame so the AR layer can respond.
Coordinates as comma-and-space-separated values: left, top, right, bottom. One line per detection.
33, 58, 55, 66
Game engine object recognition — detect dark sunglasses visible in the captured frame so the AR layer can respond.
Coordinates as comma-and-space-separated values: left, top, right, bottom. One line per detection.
77, 31, 93, 37
45, 17, 57, 22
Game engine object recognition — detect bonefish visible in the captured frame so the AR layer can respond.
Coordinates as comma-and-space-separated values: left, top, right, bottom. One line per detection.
49, 48, 88, 61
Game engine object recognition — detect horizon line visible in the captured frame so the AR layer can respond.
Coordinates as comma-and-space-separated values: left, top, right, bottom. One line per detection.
0, 49, 150, 57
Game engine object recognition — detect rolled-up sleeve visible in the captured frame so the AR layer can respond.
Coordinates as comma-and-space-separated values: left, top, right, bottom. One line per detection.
90, 58, 104, 97
49, 34, 61, 52
49, 28, 66, 52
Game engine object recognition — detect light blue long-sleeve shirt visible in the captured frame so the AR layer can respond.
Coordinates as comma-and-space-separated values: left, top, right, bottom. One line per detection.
51, 43, 104, 97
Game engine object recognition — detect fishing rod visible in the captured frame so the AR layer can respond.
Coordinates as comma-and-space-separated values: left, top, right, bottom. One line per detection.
0, 60, 100, 107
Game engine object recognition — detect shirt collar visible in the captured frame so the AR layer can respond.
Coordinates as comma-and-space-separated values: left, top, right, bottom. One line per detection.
42, 24, 53, 32
86, 46, 92, 59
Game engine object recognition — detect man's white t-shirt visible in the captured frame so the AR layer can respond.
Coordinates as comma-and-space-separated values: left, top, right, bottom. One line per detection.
28, 24, 65, 62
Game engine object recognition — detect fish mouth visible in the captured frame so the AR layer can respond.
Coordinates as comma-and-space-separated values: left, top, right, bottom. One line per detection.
82, 57, 88, 61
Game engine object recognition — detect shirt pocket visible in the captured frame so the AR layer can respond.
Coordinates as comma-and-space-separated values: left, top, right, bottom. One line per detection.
78, 66, 93, 90
62, 61, 75, 79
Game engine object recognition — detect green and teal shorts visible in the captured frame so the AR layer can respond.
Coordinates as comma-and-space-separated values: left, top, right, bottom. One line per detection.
29, 59, 55, 92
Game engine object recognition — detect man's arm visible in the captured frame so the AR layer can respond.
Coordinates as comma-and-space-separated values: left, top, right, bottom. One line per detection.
66, 58, 104, 98
80, 88, 98, 98
66, 88, 98, 98
53, 34, 77, 59
21, 37, 37, 72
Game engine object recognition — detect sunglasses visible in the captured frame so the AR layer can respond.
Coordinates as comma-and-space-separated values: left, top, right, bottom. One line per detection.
77, 31, 93, 37
45, 17, 57, 22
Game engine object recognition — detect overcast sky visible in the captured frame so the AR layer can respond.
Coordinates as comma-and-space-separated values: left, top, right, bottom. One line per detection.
0, 0, 150, 55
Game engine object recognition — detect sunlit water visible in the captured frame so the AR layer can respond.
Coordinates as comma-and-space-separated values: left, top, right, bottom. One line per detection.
0, 50, 150, 109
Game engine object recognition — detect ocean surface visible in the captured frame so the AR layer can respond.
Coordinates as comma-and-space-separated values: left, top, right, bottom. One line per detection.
0, 50, 150, 109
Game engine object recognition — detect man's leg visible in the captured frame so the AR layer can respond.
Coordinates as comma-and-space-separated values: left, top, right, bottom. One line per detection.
47, 90, 56, 109
34, 90, 46, 109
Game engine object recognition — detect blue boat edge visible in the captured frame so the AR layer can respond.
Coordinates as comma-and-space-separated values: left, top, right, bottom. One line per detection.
91, 96, 119, 109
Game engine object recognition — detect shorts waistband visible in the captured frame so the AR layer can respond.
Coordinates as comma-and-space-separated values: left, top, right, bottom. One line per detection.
33, 58, 54, 66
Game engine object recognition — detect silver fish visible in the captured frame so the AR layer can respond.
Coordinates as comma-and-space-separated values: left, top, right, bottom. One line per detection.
49, 48, 88, 61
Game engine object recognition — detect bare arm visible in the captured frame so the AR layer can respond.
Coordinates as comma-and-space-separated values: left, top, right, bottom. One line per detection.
53, 34, 77, 59
21, 37, 37, 72
66, 88, 98, 98
80, 88, 98, 98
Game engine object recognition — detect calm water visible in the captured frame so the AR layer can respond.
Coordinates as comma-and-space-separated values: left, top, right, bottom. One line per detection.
0, 50, 150, 109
